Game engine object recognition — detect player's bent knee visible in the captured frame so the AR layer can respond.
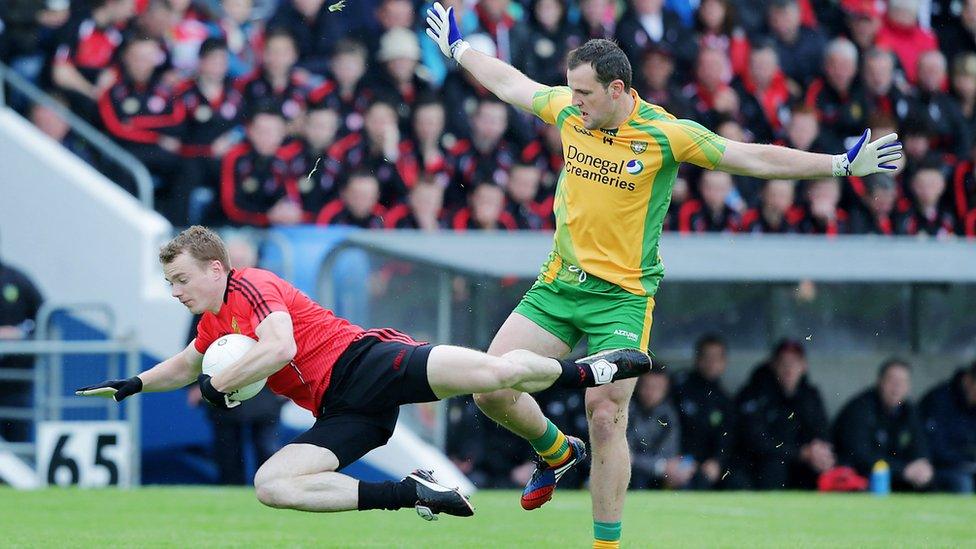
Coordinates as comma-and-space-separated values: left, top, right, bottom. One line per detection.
587, 400, 628, 441
473, 387, 519, 412
255, 478, 290, 509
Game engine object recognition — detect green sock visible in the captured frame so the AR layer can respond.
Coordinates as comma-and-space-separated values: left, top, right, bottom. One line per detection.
528, 420, 571, 467
594, 521, 622, 542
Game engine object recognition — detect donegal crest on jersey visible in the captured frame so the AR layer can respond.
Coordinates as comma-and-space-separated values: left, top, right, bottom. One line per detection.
531, 86, 727, 296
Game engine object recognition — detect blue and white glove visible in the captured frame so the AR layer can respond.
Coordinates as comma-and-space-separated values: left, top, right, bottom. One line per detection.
832, 129, 903, 177
425, 1, 470, 62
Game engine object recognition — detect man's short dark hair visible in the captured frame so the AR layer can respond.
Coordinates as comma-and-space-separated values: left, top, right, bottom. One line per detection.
245, 99, 284, 123
694, 333, 727, 359
567, 39, 632, 91
878, 357, 911, 379
199, 37, 227, 58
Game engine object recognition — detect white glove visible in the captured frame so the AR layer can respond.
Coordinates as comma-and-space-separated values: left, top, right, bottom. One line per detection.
832, 129, 903, 177
425, 1, 470, 62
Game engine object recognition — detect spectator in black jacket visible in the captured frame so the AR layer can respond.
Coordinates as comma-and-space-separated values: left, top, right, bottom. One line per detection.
615, 0, 697, 77
629, 364, 690, 489
266, 0, 345, 75
921, 361, 976, 493
833, 359, 933, 491
671, 334, 734, 489
731, 339, 835, 489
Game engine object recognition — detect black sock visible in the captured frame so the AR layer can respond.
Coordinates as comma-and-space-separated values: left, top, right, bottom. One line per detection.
357, 479, 418, 511
555, 359, 596, 388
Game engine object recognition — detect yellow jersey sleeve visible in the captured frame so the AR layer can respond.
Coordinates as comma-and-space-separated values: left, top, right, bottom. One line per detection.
532, 86, 575, 125
656, 118, 728, 169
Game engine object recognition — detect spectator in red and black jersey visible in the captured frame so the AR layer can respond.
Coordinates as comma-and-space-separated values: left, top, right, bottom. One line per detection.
316, 170, 386, 228
506, 163, 549, 230
451, 182, 518, 231
220, 103, 305, 227
384, 176, 447, 230
682, 46, 740, 131
306, 39, 375, 136
291, 104, 341, 215
695, 0, 750, 80
157, 0, 214, 77
397, 99, 454, 191
739, 179, 803, 233
733, 40, 793, 144
766, 0, 827, 88
371, 28, 434, 132
899, 165, 958, 238
266, 0, 345, 75
635, 44, 692, 120
447, 99, 517, 208
522, 0, 585, 87
850, 173, 904, 235
678, 170, 740, 233
898, 114, 953, 193
861, 48, 914, 123
521, 123, 563, 189
950, 147, 976, 227
234, 28, 312, 131
804, 37, 869, 152
173, 37, 246, 225
98, 35, 186, 219
915, 50, 973, 159
51, 0, 134, 120
317, 100, 410, 208
798, 177, 851, 235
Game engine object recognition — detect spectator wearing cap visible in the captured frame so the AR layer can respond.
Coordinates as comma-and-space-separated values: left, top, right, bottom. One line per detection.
914, 50, 973, 159
671, 334, 735, 489
937, 0, 976, 68
732, 40, 793, 144
615, 0, 698, 76
267, 0, 346, 75
678, 170, 740, 233
861, 48, 914, 123
920, 360, 976, 493
849, 173, 904, 234
798, 177, 851, 235
628, 364, 693, 490
522, 0, 584, 87
899, 163, 957, 237
371, 27, 434, 132
766, 0, 828, 88
730, 339, 834, 490
682, 46, 740, 131
220, 103, 305, 227
316, 170, 386, 228
839, 0, 885, 58
636, 44, 692, 119
833, 359, 933, 492
446, 99, 518, 209
451, 182, 518, 231
694, 0, 750, 79
234, 29, 314, 130
307, 39, 377, 137
875, 0, 939, 85
738, 179, 803, 233
803, 37, 869, 152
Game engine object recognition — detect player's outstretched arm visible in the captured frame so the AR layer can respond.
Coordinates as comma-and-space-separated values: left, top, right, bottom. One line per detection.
74, 342, 204, 402
425, 1, 544, 112
716, 129, 902, 180
208, 311, 297, 393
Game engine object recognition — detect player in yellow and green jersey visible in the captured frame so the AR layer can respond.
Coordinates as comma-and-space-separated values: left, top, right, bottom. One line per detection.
427, 4, 902, 547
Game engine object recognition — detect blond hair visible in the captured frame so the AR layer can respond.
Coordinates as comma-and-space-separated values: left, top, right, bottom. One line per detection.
158, 226, 231, 270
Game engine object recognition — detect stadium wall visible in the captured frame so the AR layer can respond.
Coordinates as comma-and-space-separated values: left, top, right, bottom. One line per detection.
0, 108, 187, 358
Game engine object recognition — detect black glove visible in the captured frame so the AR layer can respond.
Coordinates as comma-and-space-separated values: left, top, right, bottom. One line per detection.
197, 374, 241, 410
75, 376, 143, 402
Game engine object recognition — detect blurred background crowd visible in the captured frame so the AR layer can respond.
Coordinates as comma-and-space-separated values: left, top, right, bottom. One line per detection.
3, 0, 976, 236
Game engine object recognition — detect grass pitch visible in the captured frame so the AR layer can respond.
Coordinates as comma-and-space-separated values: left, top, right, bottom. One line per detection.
2, 488, 972, 548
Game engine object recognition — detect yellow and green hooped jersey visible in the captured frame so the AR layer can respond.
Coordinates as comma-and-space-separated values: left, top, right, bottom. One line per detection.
532, 86, 728, 296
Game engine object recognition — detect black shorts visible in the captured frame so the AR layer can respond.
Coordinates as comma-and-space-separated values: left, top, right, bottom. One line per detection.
291, 329, 438, 468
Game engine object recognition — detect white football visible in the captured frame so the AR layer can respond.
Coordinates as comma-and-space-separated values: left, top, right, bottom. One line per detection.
202, 334, 266, 402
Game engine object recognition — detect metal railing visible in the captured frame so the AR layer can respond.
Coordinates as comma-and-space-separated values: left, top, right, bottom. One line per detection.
0, 61, 155, 210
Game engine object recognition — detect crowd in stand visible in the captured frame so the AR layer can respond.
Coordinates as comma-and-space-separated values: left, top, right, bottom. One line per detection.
447, 334, 976, 493
3, 0, 976, 235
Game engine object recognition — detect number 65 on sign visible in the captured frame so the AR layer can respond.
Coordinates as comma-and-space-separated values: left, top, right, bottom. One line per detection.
36, 422, 133, 488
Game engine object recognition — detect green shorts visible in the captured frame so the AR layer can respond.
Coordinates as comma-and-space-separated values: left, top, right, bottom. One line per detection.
514, 253, 656, 354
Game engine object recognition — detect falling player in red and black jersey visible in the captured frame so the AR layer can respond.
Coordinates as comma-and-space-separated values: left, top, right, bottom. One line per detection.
77, 226, 652, 518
